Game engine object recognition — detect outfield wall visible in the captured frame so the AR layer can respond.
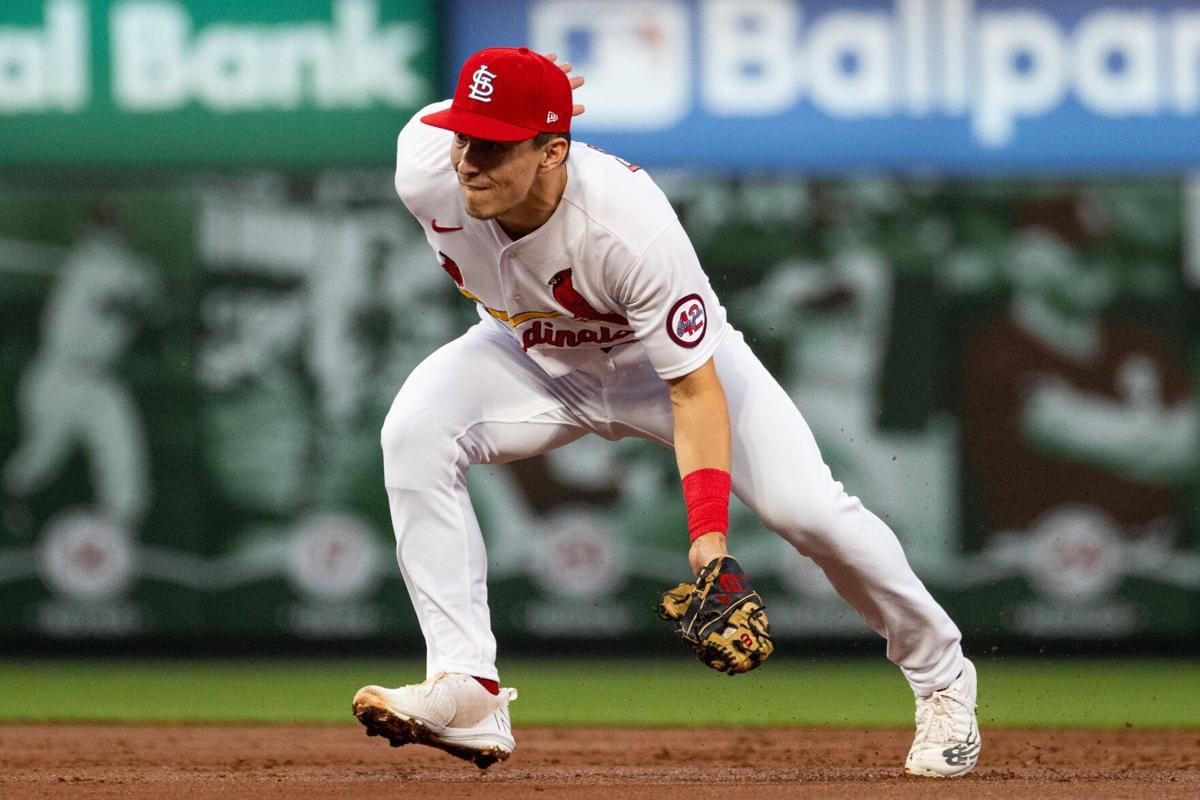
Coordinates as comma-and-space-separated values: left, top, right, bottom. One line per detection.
1, 1, 1198, 649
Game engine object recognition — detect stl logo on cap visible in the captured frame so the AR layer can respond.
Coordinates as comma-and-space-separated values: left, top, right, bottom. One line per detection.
469, 65, 497, 103
421, 46, 572, 141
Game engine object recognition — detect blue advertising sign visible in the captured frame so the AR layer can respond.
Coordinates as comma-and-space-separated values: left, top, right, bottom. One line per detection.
446, 0, 1200, 173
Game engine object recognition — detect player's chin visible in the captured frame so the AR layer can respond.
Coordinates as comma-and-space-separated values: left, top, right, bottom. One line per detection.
461, 191, 497, 220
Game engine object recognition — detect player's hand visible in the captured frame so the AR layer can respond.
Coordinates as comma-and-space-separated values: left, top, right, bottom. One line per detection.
543, 52, 586, 117
657, 555, 774, 675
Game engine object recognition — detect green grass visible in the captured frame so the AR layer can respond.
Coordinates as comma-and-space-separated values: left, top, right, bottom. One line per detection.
1, 657, 1197, 729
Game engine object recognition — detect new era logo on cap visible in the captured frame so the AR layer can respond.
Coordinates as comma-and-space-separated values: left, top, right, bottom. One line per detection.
422, 47, 573, 142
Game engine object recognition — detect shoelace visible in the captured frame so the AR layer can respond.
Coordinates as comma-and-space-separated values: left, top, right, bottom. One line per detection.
418, 671, 451, 697
913, 689, 966, 745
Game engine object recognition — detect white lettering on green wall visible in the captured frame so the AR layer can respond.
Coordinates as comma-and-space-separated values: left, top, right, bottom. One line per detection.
0, 0, 88, 114
110, 0, 426, 112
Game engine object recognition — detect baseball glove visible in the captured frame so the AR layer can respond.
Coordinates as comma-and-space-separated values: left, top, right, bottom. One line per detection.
657, 555, 773, 675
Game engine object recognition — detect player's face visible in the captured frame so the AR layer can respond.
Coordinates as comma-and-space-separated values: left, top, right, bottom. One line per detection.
450, 134, 544, 220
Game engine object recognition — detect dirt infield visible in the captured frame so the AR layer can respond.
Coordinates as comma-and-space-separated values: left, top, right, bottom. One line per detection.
2, 724, 1197, 799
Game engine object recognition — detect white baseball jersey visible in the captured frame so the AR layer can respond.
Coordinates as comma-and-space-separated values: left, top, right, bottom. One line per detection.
395, 100, 727, 381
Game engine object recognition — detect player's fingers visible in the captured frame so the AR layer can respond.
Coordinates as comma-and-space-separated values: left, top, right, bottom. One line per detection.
546, 52, 575, 75
545, 49, 584, 114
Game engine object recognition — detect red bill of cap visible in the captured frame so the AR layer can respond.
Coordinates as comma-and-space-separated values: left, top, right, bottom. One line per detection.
422, 47, 572, 142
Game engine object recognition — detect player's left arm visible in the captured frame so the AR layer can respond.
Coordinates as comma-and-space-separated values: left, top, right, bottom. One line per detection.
612, 221, 773, 673
660, 357, 775, 674
666, 358, 732, 575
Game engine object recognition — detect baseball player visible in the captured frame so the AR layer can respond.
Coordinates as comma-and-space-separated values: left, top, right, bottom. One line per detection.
353, 47, 980, 777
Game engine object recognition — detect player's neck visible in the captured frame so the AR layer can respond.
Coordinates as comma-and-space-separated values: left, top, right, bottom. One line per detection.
496, 165, 568, 240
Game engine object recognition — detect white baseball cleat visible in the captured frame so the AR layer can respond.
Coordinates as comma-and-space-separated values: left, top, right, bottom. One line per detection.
904, 657, 981, 777
353, 672, 517, 769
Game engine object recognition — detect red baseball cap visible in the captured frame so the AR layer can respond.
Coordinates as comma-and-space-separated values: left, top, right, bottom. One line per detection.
422, 47, 572, 142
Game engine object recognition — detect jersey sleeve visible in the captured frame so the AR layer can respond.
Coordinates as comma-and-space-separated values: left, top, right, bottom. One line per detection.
394, 100, 454, 214
612, 219, 726, 380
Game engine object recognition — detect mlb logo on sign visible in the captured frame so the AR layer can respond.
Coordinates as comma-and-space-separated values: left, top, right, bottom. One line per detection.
530, 0, 689, 129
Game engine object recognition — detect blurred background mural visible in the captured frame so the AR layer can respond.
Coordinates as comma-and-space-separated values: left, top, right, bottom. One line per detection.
2, 0, 1199, 648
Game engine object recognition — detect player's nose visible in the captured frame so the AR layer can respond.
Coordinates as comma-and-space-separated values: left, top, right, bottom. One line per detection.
455, 144, 482, 177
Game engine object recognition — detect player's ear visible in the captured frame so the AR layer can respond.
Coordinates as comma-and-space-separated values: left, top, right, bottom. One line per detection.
539, 137, 569, 171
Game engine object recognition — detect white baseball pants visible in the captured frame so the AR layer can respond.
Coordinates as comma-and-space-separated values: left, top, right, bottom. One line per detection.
382, 320, 963, 696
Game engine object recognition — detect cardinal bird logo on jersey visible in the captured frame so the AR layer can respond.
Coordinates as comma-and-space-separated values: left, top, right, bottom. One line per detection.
547, 268, 628, 325
439, 251, 464, 287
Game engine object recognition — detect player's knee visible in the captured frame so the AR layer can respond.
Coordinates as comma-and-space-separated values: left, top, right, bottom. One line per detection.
380, 405, 460, 489
752, 485, 852, 548
756, 502, 829, 544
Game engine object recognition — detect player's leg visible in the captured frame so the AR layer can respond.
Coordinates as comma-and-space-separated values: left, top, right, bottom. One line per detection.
380, 320, 586, 678
82, 376, 150, 528
359, 320, 587, 766
603, 329, 978, 776
609, 331, 963, 688
4, 362, 77, 497
689, 330, 964, 691
709, 330, 978, 776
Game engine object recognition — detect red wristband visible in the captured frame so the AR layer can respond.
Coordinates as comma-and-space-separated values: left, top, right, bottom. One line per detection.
681, 468, 731, 542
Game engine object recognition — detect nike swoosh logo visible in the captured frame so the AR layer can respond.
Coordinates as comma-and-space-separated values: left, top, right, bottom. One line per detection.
432, 219, 463, 233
